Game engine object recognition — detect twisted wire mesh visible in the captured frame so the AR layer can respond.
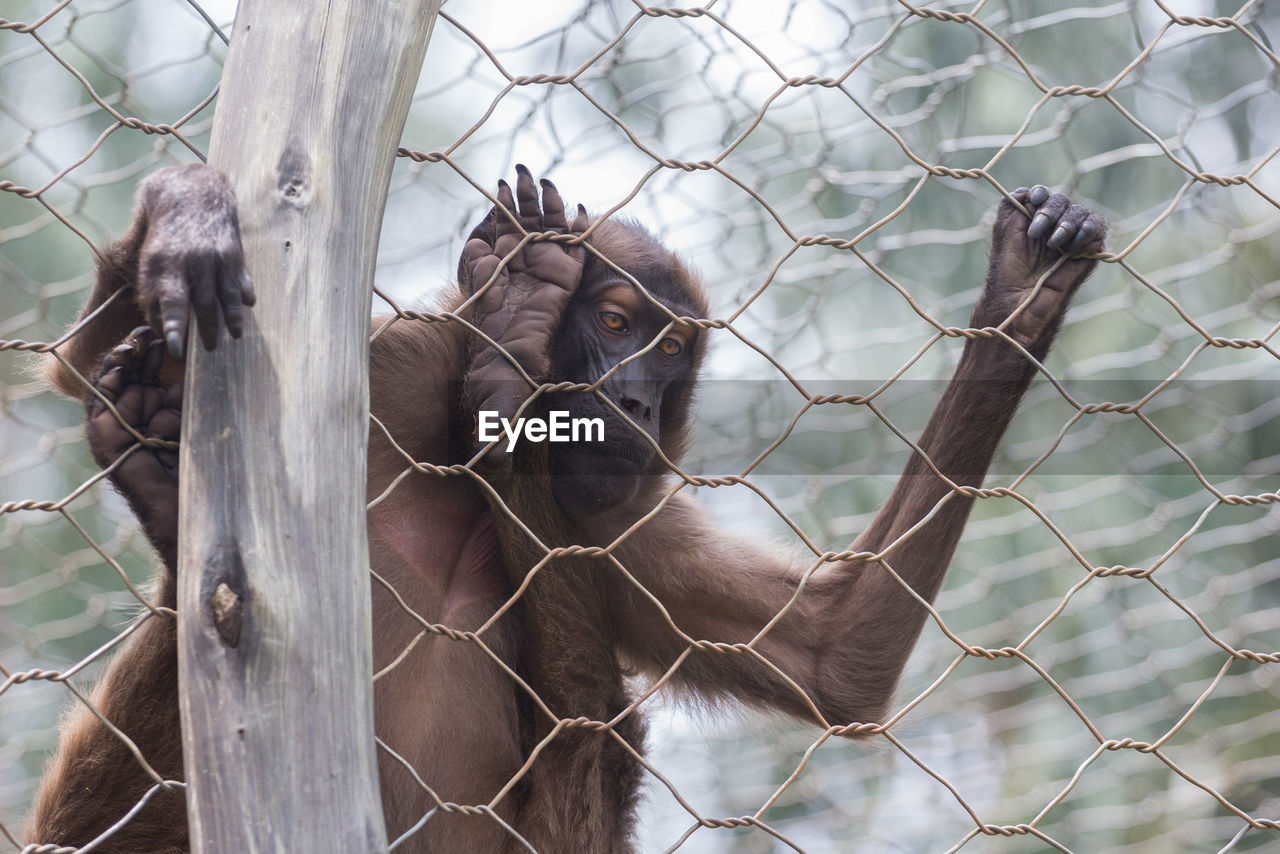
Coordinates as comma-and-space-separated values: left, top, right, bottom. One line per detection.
3, 0, 1279, 852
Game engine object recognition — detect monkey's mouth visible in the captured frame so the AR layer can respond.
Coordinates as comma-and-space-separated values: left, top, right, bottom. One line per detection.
552, 444, 643, 479
549, 445, 646, 518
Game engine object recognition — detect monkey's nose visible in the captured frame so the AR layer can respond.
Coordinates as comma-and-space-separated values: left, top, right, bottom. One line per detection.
620, 396, 652, 421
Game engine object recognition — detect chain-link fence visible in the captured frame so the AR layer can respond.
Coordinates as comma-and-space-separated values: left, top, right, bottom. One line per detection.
4, 0, 1279, 851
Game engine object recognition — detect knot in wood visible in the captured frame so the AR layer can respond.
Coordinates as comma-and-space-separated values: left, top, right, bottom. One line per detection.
211, 581, 243, 647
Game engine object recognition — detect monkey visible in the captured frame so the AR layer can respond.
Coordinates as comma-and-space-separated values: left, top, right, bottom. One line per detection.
26, 162, 1105, 852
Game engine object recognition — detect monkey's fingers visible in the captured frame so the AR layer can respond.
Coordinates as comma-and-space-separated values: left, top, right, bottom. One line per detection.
463, 237, 493, 265
210, 204, 253, 343
470, 255, 509, 314
461, 238, 495, 295
87, 378, 140, 465
148, 375, 185, 460
540, 178, 568, 232
1020, 186, 1105, 255
494, 179, 520, 239
539, 178, 589, 264
146, 272, 190, 360
92, 327, 163, 394
91, 332, 150, 406
191, 256, 222, 352
568, 203, 589, 262
514, 164, 542, 226
1067, 212, 1105, 253
140, 329, 166, 379
216, 256, 253, 341
86, 328, 167, 462
1045, 204, 1089, 251
1026, 188, 1069, 240
144, 255, 252, 359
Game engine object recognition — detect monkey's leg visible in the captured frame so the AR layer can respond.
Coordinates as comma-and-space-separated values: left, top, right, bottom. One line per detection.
27, 328, 188, 852
86, 327, 184, 580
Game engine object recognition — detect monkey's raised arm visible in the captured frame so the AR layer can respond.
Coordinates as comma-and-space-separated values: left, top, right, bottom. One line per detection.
459, 165, 588, 430
609, 188, 1105, 727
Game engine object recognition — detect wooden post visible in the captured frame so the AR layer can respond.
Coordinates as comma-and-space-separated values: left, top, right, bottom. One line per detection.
176, 2, 441, 851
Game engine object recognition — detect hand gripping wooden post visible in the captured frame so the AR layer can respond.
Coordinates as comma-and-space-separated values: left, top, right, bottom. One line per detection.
177, 3, 442, 850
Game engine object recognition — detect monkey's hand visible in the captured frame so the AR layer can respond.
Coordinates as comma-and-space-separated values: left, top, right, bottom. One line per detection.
975, 185, 1106, 353
134, 163, 255, 358
460, 164, 589, 435
87, 327, 183, 572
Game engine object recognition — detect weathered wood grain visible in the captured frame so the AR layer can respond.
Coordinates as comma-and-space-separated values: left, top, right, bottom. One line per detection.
177, 3, 442, 851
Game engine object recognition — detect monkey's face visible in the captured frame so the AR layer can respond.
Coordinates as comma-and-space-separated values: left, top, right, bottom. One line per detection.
546, 273, 699, 519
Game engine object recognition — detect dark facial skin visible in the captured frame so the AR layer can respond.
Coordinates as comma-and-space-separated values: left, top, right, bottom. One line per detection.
546, 275, 697, 518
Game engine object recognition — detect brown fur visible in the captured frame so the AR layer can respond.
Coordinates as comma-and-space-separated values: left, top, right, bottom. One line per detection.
487, 443, 648, 850
28, 168, 1101, 852
28, 576, 187, 853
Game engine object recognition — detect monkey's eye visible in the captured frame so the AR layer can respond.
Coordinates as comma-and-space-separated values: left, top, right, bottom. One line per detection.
658, 337, 682, 356
600, 311, 628, 332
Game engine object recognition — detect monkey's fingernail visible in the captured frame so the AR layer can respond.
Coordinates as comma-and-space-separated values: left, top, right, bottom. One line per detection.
165, 329, 184, 359
1027, 213, 1051, 239
1047, 225, 1070, 249
1013, 187, 1028, 197
515, 163, 531, 176
1029, 185, 1050, 205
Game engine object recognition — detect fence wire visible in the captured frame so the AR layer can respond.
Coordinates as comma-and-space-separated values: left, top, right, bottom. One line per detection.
3, 0, 1280, 852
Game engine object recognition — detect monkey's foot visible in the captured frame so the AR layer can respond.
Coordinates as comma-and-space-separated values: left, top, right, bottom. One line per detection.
981, 185, 1106, 348
87, 326, 183, 517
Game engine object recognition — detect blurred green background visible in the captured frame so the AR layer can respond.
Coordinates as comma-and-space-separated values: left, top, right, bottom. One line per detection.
3, 0, 1279, 851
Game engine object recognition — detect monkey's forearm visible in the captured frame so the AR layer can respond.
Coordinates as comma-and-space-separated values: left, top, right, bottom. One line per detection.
607, 338, 1042, 728
855, 335, 1036, 548
809, 337, 1044, 723
44, 222, 149, 398
852, 185, 1103, 559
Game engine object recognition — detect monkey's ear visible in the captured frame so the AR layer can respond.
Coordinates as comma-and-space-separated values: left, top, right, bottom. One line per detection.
457, 207, 498, 290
